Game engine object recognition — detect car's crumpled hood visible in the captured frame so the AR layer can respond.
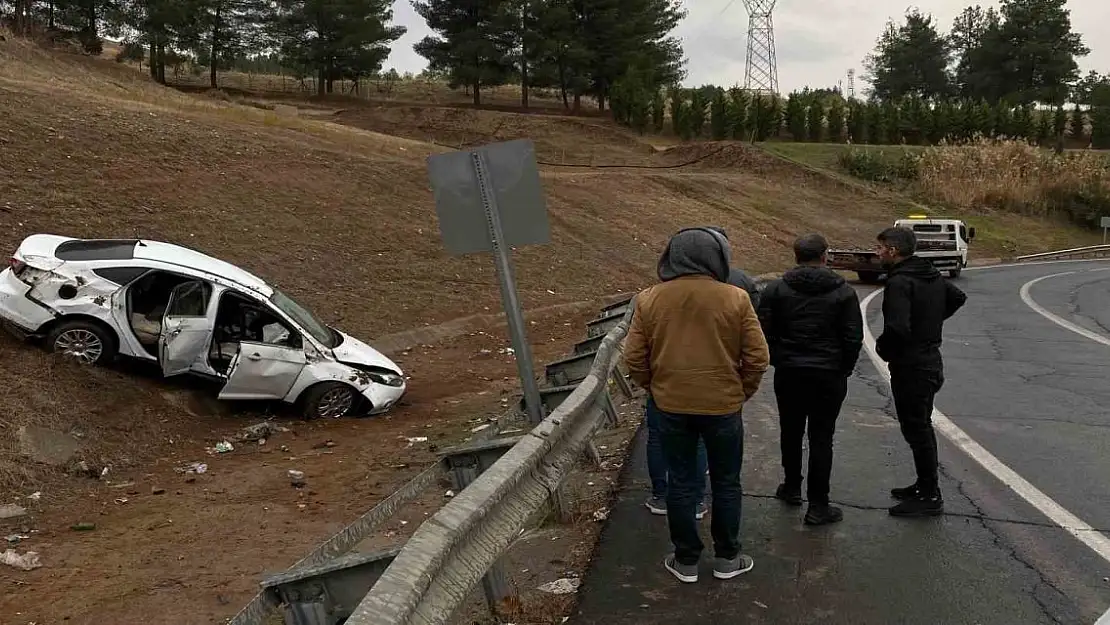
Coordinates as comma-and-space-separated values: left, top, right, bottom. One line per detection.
330, 331, 403, 374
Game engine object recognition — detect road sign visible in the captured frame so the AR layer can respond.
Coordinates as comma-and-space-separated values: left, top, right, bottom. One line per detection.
426, 139, 551, 425
1102, 217, 1110, 244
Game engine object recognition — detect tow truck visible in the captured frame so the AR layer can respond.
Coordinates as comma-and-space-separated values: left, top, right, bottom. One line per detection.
827, 215, 976, 283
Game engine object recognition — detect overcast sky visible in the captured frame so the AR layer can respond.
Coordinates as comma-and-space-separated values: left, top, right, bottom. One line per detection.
384, 0, 1109, 94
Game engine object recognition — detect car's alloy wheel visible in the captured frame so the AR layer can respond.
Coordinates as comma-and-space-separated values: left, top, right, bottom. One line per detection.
315, 385, 356, 418
54, 328, 105, 364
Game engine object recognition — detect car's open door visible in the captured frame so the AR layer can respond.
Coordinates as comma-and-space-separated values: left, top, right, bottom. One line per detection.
158, 281, 213, 377
218, 342, 307, 400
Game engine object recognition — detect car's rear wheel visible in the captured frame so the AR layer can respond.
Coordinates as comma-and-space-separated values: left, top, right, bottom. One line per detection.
301, 382, 360, 419
47, 319, 117, 365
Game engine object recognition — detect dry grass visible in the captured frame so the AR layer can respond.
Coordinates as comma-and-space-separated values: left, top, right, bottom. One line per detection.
917, 139, 1110, 227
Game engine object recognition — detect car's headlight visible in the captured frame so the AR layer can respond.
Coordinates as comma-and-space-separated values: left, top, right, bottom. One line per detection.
340, 362, 405, 388
370, 372, 405, 388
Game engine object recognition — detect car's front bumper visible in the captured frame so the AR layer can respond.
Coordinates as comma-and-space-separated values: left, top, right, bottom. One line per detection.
362, 381, 407, 415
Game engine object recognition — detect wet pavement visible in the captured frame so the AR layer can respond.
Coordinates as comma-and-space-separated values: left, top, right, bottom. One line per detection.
571, 260, 1110, 625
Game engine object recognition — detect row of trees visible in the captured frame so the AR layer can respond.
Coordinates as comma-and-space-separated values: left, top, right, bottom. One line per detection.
611, 86, 1110, 149
1, 0, 406, 94
1, 0, 688, 109
413, 0, 685, 108
864, 0, 1105, 108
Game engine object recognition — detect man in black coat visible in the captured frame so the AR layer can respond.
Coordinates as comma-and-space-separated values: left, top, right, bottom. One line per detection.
757, 234, 863, 525
875, 226, 967, 517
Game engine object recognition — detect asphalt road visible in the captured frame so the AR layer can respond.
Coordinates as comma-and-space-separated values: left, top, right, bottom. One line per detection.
571, 259, 1110, 625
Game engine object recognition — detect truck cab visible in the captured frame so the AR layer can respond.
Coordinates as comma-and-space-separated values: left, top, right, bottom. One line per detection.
894, 215, 975, 278
826, 215, 976, 282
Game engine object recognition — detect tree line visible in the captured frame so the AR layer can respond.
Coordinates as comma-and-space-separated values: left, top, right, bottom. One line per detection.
612, 86, 1110, 149
1, 0, 405, 94
0, 0, 687, 109
412, 0, 684, 108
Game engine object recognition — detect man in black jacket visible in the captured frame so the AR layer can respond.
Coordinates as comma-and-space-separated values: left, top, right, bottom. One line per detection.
758, 234, 863, 525
875, 226, 967, 517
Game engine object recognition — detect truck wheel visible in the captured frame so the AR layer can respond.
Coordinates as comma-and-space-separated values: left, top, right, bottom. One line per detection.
857, 271, 881, 284
949, 267, 963, 279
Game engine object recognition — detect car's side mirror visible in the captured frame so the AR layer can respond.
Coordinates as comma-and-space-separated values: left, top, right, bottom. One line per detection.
968, 227, 976, 241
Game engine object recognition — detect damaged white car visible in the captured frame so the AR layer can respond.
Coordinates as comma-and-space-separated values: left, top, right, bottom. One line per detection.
0, 235, 406, 419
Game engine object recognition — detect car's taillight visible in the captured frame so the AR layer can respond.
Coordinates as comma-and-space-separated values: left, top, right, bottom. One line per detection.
9, 257, 26, 277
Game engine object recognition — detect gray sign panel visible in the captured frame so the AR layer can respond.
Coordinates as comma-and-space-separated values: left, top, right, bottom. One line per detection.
426, 139, 551, 256
1101, 216, 1110, 229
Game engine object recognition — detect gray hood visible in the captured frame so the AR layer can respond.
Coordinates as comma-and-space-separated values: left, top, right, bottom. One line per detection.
657, 227, 732, 283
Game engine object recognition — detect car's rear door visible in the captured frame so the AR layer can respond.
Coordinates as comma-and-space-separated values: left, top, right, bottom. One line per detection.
158, 280, 213, 376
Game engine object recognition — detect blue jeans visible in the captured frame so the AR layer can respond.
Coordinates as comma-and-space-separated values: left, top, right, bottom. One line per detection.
646, 397, 707, 501
659, 405, 744, 565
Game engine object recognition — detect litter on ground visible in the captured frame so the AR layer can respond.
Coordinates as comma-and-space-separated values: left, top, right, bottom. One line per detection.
538, 578, 581, 595
0, 549, 41, 571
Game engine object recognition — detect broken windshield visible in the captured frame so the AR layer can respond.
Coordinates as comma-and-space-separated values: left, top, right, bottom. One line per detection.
269, 289, 337, 348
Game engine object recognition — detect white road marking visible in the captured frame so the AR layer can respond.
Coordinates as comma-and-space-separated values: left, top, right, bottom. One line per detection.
1019, 270, 1110, 348
859, 287, 1110, 625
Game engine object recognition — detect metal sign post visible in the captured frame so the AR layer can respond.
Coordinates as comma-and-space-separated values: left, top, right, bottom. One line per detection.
426, 139, 551, 425
1101, 216, 1109, 244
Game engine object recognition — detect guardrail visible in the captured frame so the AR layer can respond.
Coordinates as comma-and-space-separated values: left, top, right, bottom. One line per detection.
230, 294, 636, 625
1015, 244, 1110, 262
343, 298, 633, 625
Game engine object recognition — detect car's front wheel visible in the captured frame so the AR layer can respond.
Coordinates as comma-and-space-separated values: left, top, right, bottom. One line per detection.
47, 319, 117, 365
300, 382, 360, 419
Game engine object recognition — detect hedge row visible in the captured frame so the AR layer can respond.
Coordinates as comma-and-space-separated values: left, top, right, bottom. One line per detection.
610, 85, 1110, 149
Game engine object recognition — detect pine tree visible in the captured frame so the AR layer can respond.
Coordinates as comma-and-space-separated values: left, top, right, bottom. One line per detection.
689, 87, 708, 138
727, 88, 750, 139
928, 101, 950, 144
1011, 105, 1034, 142
882, 100, 902, 144
991, 101, 1013, 138
1053, 105, 1068, 138
1091, 105, 1110, 149
785, 93, 806, 141
1036, 109, 1054, 145
768, 96, 784, 139
866, 101, 884, 144
670, 87, 688, 137
412, 0, 514, 105
827, 99, 845, 143
1069, 103, 1085, 145
806, 99, 824, 142
710, 88, 729, 140
848, 101, 868, 143
975, 100, 994, 137
652, 89, 666, 132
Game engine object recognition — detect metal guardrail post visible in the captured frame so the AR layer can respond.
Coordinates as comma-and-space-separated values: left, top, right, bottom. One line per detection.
261, 548, 403, 625
585, 310, 625, 338
442, 436, 524, 616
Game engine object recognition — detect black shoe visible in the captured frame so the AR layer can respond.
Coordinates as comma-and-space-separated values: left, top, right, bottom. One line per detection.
890, 483, 920, 500
889, 494, 944, 517
804, 504, 844, 526
775, 483, 803, 506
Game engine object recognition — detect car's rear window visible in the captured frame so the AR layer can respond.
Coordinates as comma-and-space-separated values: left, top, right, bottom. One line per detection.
55, 239, 138, 261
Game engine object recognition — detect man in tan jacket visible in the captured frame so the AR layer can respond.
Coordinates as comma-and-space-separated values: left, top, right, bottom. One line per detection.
625, 227, 770, 584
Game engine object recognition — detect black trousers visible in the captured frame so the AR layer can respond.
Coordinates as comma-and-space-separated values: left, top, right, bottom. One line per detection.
889, 365, 945, 496
660, 407, 744, 566
774, 367, 848, 505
